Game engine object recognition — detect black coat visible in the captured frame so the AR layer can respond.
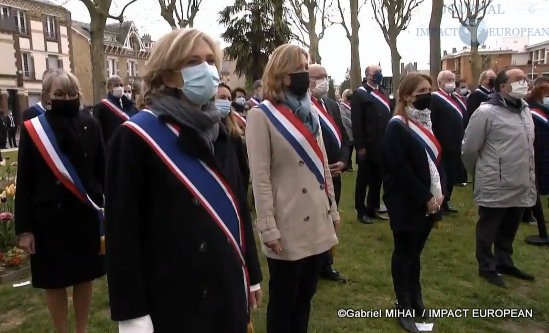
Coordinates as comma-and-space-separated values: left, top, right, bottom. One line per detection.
382, 119, 445, 232
22, 104, 44, 121
105, 115, 262, 333
351, 84, 391, 163
431, 90, 465, 154
320, 97, 350, 165
529, 101, 549, 194
15, 112, 106, 288
93, 94, 138, 145
465, 86, 492, 127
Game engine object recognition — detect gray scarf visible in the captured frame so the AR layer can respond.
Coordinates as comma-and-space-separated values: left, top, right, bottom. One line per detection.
149, 91, 220, 153
284, 91, 320, 136
405, 106, 432, 130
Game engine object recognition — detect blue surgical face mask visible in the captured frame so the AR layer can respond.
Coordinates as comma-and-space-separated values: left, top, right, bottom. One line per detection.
235, 96, 246, 106
373, 72, 383, 85
215, 99, 232, 118
544, 97, 549, 107
181, 62, 220, 105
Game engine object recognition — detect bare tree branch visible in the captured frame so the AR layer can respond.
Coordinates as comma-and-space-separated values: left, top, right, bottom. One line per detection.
336, 0, 351, 41
108, 0, 139, 22
79, 0, 95, 12
358, 0, 367, 13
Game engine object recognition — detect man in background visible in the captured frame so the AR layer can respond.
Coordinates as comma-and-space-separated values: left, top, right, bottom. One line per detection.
465, 69, 496, 127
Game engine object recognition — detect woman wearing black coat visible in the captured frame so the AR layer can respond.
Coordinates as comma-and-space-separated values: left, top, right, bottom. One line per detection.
15, 69, 105, 333
105, 28, 262, 333
383, 73, 445, 333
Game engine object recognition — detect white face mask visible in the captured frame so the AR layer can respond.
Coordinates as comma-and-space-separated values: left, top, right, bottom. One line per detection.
543, 97, 549, 106
124, 92, 132, 100
112, 86, 124, 98
509, 81, 529, 99
312, 78, 329, 97
459, 88, 468, 96
443, 82, 456, 93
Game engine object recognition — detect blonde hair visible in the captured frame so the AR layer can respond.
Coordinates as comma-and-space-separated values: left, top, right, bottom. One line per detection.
341, 88, 352, 101
225, 112, 244, 138
262, 44, 308, 104
41, 68, 81, 104
142, 28, 222, 104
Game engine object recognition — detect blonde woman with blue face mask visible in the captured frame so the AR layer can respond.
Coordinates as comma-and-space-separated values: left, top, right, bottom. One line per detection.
105, 28, 263, 333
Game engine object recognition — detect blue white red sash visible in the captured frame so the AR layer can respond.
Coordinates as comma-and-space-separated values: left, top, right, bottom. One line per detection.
475, 87, 492, 96
432, 90, 465, 118
358, 86, 390, 113
23, 115, 105, 235
259, 100, 325, 186
232, 111, 246, 128
341, 101, 351, 111
531, 108, 549, 127
311, 97, 342, 149
33, 102, 45, 115
123, 110, 249, 302
101, 99, 130, 121
391, 115, 442, 165
248, 98, 260, 107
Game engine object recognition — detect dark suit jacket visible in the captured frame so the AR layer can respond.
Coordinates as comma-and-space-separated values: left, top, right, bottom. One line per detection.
105, 115, 262, 333
464, 86, 492, 127
430, 90, 466, 154
351, 84, 392, 163
94, 94, 138, 146
320, 97, 350, 165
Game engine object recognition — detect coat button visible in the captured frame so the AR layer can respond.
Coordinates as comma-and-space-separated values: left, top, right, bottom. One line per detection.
302, 188, 307, 194
83, 152, 88, 158
83, 126, 87, 130
202, 288, 208, 298
304, 216, 310, 222
192, 198, 200, 206
57, 203, 62, 209
320, 184, 326, 190
199, 241, 207, 252
55, 180, 60, 185
298, 161, 304, 166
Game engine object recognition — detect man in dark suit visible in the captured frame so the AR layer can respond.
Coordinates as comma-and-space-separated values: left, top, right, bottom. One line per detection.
431, 70, 467, 214
0, 110, 7, 149
93, 76, 139, 146
352, 65, 391, 224
309, 64, 349, 282
464, 69, 496, 127
5, 110, 17, 148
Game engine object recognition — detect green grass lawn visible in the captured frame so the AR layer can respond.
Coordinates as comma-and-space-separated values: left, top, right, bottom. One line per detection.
1, 164, 548, 332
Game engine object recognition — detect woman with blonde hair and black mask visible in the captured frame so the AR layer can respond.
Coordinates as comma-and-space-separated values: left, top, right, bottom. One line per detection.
246, 44, 339, 333
105, 28, 262, 333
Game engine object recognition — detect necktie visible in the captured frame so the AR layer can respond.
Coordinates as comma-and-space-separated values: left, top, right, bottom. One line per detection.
9, 116, 14, 127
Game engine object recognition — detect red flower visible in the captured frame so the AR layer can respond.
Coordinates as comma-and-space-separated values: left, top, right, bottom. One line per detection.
0, 212, 13, 222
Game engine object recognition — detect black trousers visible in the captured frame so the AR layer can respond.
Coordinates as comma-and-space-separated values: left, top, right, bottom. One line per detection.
320, 175, 341, 272
391, 219, 434, 307
267, 254, 322, 333
476, 206, 523, 273
0, 128, 6, 148
441, 152, 459, 204
347, 144, 354, 168
7, 127, 16, 147
355, 157, 382, 216
523, 193, 545, 223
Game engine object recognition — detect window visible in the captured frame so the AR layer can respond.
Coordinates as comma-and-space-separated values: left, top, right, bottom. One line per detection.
0, 6, 10, 18
21, 52, 33, 79
47, 55, 59, 69
13, 9, 26, 34
127, 60, 138, 77
106, 58, 118, 77
45, 16, 56, 40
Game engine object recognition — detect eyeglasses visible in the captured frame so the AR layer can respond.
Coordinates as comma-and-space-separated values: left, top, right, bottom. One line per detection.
124, 91, 131, 93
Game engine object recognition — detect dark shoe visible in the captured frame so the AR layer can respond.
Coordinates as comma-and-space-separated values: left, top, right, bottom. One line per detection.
368, 212, 389, 221
479, 271, 506, 287
443, 203, 458, 214
522, 212, 536, 223
357, 214, 373, 224
321, 268, 348, 283
377, 204, 387, 214
497, 266, 535, 281
395, 301, 420, 332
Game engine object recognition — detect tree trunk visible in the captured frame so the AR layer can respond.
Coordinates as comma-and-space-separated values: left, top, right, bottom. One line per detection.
349, 0, 361, 89
468, 25, 481, 84
89, 12, 109, 104
389, 40, 401, 94
429, 0, 443, 80
307, 4, 321, 64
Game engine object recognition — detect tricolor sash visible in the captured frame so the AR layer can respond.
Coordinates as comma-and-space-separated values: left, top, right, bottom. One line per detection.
358, 86, 391, 113
123, 110, 250, 302
340, 101, 351, 111
391, 115, 442, 165
248, 98, 260, 107
475, 87, 492, 96
232, 111, 247, 128
24, 115, 105, 251
259, 100, 326, 186
311, 98, 342, 149
33, 102, 45, 115
101, 99, 130, 121
432, 90, 465, 118
531, 108, 549, 127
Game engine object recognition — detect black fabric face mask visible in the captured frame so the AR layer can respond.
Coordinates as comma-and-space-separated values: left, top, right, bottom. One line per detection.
487, 78, 495, 88
288, 72, 310, 98
50, 99, 80, 117
412, 92, 432, 110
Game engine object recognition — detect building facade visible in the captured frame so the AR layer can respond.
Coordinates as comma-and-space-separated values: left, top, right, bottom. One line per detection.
220, 56, 247, 91
0, 0, 72, 120
71, 21, 153, 106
